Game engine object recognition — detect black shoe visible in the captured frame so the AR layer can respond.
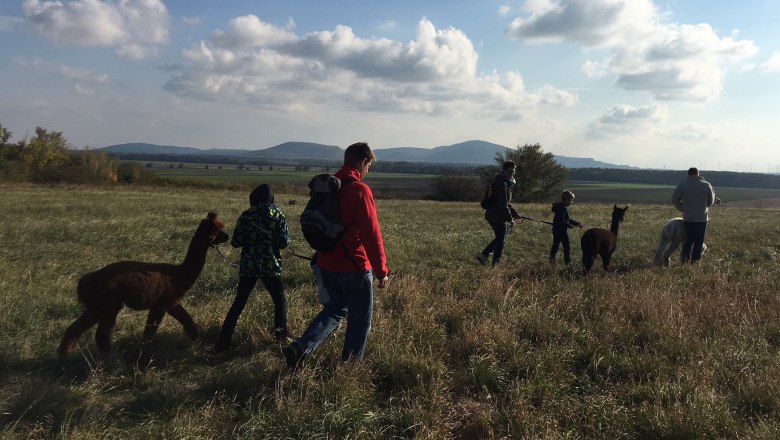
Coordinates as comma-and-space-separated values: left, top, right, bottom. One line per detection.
274, 327, 289, 343
283, 343, 305, 370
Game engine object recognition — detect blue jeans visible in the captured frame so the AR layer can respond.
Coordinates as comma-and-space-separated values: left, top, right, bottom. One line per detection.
682, 221, 708, 263
482, 220, 508, 265
294, 269, 374, 361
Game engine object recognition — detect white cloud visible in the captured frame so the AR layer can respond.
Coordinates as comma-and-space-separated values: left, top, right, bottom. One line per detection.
182, 16, 201, 26
507, 0, 758, 101
759, 52, 780, 73
0, 15, 24, 32
23, 0, 169, 60
377, 20, 398, 31
165, 16, 577, 120
59, 66, 110, 84
498, 5, 511, 16
587, 103, 668, 138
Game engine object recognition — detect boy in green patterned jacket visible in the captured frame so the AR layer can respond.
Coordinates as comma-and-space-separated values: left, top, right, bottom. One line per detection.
215, 184, 291, 351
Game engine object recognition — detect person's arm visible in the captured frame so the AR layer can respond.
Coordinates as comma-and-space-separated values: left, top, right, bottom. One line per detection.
230, 214, 248, 248
275, 212, 290, 250
495, 181, 513, 222
671, 184, 684, 212
706, 183, 715, 208
353, 184, 389, 281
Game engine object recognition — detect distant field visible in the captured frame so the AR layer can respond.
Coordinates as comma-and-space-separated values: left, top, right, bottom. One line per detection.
144, 161, 437, 196
568, 181, 780, 206
144, 162, 780, 205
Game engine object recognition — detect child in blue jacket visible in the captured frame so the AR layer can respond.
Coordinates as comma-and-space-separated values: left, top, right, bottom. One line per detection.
549, 190, 581, 266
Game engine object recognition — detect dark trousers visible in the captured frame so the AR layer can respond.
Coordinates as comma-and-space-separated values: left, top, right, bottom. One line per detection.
550, 228, 571, 264
682, 221, 708, 263
482, 220, 508, 265
217, 275, 286, 347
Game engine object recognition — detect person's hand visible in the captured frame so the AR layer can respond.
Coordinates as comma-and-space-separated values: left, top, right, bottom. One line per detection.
510, 219, 516, 225
378, 276, 389, 289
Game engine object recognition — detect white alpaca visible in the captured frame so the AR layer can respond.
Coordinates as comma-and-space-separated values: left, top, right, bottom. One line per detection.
654, 218, 707, 266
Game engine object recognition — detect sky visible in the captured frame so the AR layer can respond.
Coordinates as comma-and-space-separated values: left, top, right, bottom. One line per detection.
1, 0, 779, 172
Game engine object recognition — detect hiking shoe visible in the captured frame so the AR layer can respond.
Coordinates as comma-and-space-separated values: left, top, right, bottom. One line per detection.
475, 253, 488, 265
274, 327, 290, 343
283, 343, 306, 370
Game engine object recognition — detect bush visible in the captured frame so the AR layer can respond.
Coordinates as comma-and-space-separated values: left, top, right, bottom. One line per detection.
430, 175, 482, 201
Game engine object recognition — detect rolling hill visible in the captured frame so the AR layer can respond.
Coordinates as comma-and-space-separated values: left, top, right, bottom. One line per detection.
99, 140, 636, 169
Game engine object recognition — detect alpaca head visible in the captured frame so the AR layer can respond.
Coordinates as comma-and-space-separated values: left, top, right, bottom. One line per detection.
612, 205, 629, 223
197, 212, 229, 246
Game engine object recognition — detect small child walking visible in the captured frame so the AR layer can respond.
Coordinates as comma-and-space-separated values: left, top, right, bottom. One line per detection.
215, 184, 291, 352
549, 190, 581, 266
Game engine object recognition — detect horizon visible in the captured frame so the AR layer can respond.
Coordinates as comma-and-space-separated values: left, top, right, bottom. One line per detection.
2, 1, 779, 172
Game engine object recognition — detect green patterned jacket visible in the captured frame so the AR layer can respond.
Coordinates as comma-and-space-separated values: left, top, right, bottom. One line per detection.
231, 203, 290, 277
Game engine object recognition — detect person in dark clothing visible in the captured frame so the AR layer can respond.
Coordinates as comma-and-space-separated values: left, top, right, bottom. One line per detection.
476, 161, 522, 266
549, 190, 582, 266
215, 184, 291, 352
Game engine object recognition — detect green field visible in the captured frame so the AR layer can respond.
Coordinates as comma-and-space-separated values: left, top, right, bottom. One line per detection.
148, 162, 437, 197
4, 183, 780, 438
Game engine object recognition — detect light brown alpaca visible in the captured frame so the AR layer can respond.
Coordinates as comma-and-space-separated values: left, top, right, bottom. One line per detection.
580, 205, 629, 273
58, 212, 229, 359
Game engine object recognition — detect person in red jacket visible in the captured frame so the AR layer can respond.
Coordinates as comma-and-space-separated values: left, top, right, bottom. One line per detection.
284, 142, 390, 368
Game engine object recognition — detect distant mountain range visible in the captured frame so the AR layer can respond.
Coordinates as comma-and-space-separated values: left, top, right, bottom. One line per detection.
99, 140, 636, 169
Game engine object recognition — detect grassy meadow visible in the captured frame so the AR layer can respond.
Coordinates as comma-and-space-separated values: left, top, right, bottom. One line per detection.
3, 182, 780, 438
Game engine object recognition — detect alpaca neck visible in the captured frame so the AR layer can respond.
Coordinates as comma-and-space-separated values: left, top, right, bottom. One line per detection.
610, 218, 621, 236
178, 236, 210, 288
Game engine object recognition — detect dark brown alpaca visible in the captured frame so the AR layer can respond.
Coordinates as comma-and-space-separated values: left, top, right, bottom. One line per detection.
58, 212, 229, 359
580, 205, 629, 273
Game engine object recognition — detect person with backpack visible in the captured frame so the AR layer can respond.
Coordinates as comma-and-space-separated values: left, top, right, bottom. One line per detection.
549, 190, 582, 266
214, 184, 290, 352
284, 142, 390, 368
476, 160, 522, 266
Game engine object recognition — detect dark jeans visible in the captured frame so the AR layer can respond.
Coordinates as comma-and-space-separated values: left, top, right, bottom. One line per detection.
293, 269, 374, 361
217, 275, 286, 347
550, 228, 571, 264
481, 220, 508, 265
682, 221, 708, 263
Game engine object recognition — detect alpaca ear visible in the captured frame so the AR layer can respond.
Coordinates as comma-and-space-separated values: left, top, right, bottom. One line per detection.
207, 212, 217, 221
624, 206, 629, 211
613, 204, 617, 209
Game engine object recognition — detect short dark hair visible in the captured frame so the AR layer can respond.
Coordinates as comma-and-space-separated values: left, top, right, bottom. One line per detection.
344, 142, 376, 166
688, 167, 699, 175
502, 161, 516, 171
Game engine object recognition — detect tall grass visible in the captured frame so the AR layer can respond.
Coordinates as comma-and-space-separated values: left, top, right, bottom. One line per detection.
1, 182, 780, 438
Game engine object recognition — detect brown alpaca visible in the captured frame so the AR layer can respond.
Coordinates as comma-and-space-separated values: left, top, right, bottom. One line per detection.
580, 205, 629, 272
58, 212, 229, 359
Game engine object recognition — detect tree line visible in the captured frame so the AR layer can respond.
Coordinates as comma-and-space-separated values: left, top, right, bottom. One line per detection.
0, 123, 157, 184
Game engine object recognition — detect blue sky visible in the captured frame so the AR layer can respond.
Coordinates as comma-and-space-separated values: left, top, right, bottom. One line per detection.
1, 0, 779, 171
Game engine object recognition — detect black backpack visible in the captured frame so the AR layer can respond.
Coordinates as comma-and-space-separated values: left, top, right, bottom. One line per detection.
480, 182, 494, 209
300, 174, 353, 252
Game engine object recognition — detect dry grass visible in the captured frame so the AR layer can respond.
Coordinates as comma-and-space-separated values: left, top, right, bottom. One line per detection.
1, 182, 780, 438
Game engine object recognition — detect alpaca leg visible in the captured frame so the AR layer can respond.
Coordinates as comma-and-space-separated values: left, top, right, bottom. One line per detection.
140, 308, 166, 347
582, 251, 596, 272
95, 303, 123, 353
167, 304, 198, 339
655, 237, 670, 266
58, 308, 101, 359
602, 253, 612, 271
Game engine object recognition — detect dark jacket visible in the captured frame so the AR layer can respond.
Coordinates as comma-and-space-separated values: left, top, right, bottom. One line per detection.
316, 165, 389, 279
551, 201, 580, 232
231, 202, 290, 277
484, 172, 520, 223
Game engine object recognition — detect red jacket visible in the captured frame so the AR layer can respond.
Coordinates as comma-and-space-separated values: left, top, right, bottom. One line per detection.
316, 165, 389, 279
